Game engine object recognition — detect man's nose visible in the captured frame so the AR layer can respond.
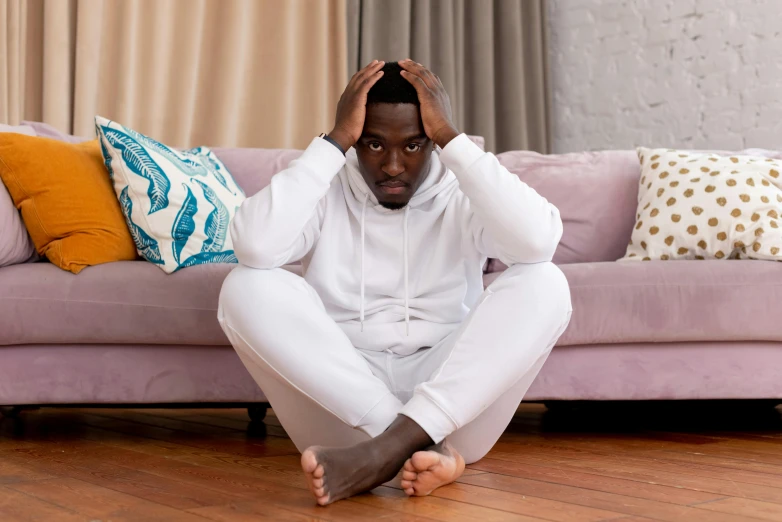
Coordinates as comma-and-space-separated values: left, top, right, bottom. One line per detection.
382, 151, 404, 177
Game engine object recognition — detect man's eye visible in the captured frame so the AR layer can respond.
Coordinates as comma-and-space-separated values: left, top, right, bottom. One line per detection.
406, 144, 421, 152
368, 142, 383, 152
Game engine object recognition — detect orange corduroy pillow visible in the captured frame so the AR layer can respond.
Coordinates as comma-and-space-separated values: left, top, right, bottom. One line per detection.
0, 134, 137, 273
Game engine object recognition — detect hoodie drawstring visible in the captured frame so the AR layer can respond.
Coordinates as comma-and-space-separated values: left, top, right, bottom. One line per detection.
403, 206, 410, 336
360, 193, 368, 332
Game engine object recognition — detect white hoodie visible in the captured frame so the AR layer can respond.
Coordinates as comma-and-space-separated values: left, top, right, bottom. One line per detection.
230, 133, 563, 356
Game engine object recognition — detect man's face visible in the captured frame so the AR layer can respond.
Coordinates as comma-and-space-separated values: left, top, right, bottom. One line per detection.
355, 103, 434, 210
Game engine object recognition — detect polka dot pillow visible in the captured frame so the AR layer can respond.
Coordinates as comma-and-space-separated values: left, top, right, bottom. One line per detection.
621, 148, 782, 262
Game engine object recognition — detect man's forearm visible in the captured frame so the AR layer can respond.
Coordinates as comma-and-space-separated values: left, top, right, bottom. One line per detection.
231, 136, 345, 268
439, 133, 563, 264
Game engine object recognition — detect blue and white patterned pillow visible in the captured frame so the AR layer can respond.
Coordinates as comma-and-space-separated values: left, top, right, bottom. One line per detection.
95, 116, 245, 273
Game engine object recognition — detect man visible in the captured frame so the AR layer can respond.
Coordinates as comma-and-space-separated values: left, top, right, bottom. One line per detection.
218, 59, 572, 505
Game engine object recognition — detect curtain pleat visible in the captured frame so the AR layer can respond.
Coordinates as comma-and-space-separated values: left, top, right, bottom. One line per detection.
1, 0, 348, 149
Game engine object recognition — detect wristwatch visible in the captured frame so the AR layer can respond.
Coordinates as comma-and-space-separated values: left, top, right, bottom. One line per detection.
319, 133, 346, 156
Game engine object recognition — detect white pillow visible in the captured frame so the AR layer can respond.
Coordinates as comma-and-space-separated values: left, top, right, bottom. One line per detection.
0, 125, 38, 267
96, 116, 245, 273
622, 148, 782, 262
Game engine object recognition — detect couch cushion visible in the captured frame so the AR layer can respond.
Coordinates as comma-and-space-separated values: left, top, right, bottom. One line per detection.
0, 261, 233, 346
484, 260, 782, 346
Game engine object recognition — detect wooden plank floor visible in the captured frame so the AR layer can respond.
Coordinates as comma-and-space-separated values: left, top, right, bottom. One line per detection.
1, 401, 782, 521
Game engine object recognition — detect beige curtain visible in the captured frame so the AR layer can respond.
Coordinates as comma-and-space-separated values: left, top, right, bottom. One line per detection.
1, 0, 348, 149
347, 0, 549, 154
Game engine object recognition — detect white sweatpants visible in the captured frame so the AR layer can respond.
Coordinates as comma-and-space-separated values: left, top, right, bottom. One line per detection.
217, 262, 572, 464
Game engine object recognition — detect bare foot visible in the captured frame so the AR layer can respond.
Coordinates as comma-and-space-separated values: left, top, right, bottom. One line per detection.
400, 440, 465, 496
301, 443, 409, 505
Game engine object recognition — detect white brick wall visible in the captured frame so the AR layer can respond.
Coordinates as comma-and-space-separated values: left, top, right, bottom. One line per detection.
548, 0, 782, 153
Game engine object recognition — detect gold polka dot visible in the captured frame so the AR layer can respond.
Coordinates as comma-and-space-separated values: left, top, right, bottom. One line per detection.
643, 257, 651, 261
692, 206, 703, 215
752, 212, 760, 222
678, 154, 688, 158
660, 254, 670, 260
659, 171, 669, 179
771, 169, 779, 178
769, 210, 779, 219
670, 181, 680, 187
730, 157, 739, 163
710, 170, 720, 176
731, 170, 739, 174
717, 197, 727, 206
650, 208, 660, 217
700, 166, 710, 173
680, 168, 690, 174
651, 154, 660, 161
657, 188, 665, 197
671, 214, 681, 223
762, 179, 770, 186
717, 232, 727, 241
755, 227, 764, 237
667, 197, 677, 206
684, 189, 694, 197
747, 178, 755, 186
777, 195, 782, 203
641, 176, 646, 184
636, 221, 643, 230
772, 220, 778, 229
708, 158, 718, 162
736, 224, 745, 232
643, 202, 651, 210
695, 255, 705, 259
731, 208, 741, 217
629, 253, 637, 257
687, 225, 698, 235
665, 236, 674, 246
698, 240, 707, 249
761, 195, 769, 203
669, 161, 677, 166
753, 242, 762, 252
690, 177, 701, 183
641, 241, 647, 250
652, 162, 660, 169
739, 194, 750, 202
677, 247, 689, 255
773, 247, 780, 255
735, 240, 745, 249
705, 185, 716, 193
650, 226, 659, 235
726, 179, 737, 187
715, 251, 725, 259
708, 217, 718, 226
648, 182, 652, 189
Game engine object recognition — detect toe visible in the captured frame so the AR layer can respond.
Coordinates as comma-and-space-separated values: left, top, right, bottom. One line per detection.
314, 486, 325, 497
400, 479, 412, 489
301, 447, 320, 474
317, 493, 330, 506
403, 459, 416, 472
313, 464, 325, 479
411, 450, 441, 472
402, 470, 417, 481
404, 487, 415, 496
312, 477, 323, 488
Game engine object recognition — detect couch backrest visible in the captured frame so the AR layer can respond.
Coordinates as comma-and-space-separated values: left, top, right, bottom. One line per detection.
497, 149, 642, 264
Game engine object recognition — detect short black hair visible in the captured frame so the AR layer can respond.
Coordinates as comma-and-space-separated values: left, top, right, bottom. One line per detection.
366, 62, 420, 106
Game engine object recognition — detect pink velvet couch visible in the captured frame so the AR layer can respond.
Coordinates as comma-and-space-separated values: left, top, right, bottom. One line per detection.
3, 126, 782, 419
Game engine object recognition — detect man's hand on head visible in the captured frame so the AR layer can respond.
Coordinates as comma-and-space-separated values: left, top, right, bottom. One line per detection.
398, 59, 460, 149
328, 60, 386, 152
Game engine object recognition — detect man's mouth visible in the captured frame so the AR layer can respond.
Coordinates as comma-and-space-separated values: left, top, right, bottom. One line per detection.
378, 180, 408, 195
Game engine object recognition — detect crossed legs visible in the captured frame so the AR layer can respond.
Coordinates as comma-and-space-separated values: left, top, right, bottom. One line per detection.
218, 263, 572, 504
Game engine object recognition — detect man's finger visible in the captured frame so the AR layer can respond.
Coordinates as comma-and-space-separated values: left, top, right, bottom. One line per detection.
358, 70, 384, 94
350, 60, 384, 87
400, 70, 430, 95
399, 59, 436, 89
